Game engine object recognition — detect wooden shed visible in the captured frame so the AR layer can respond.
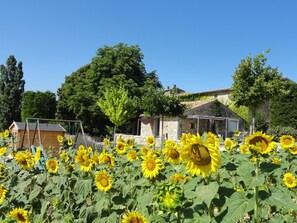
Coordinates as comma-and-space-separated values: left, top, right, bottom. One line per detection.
9, 121, 66, 154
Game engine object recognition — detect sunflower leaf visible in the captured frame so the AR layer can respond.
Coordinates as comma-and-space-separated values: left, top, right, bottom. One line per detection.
195, 181, 219, 207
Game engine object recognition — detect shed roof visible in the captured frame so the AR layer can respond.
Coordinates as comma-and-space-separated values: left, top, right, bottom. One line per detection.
10, 122, 66, 132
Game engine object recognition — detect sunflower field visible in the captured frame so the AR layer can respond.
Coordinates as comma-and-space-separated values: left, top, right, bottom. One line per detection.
0, 129, 297, 223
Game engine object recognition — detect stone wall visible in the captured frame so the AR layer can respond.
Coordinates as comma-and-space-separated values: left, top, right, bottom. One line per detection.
161, 116, 180, 141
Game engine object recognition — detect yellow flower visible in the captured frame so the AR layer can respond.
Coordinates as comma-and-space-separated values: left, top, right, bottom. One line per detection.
239, 144, 250, 154
78, 144, 86, 151
245, 132, 276, 155
0, 184, 7, 204
118, 136, 125, 143
34, 147, 41, 162
57, 135, 64, 143
103, 138, 111, 147
116, 142, 127, 155
127, 149, 138, 162
171, 173, 190, 184
99, 152, 115, 168
0, 147, 7, 156
46, 158, 59, 173
180, 133, 192, 147
126, 138, 135, 149
14, 151, 35, 170
283, 172, 297, 188
272, 158, 281, 165
88, 147, 93, 153
59, 151, 70, 163
67, 137, 73, 146
75, 150, 93, 172
224, 138, 236, 151
233, 130, 241, 137
122, 210, 147, 223
163, 140, 182, 164
95, 171, 112, 192
181, 133, 221, 177
289, 145, 297, 155
142, 156, 164, 179
280, 135, 295, 150
140, 146, 149, 156
206, 132, 219, 148
4, 129, 9, 138
146, 136, 156, 147
92, 151, 100, 164
251, 156, 257, 163
10, 208, 29, 223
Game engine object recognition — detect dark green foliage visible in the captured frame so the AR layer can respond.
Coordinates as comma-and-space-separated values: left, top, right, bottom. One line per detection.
178, 92, 210, 102
0, 55, 25, 130
21, 91, 56, 121
270, 79, 297, 128
267, 126, 297, 141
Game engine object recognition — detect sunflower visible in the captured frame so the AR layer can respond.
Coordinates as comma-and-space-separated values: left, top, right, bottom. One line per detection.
146, 136, 156, 147
118, 136, 125, 143
75, 150, 93, 172
116, 142, 127, 155
142, 156, 164, 179
206, 132, 219, 148
0, 147, 7, 156
34, 147, 41, 162
272, 157, 281, 165
95, 171, 112, 192
46, 158, 59, 174
180, 133, 221, 177
233, 130, 241, 137
4, 129, 10, 138
10, 208, 29, 223
245, 132, 276, 155
224, 138, 236, 151
122, 210, 147, 223
127, 149, 138, 162
59, 151, 70, 163
126, 138, 135, 149
180, 133, 192, 147
157, 184, 183, 211
92, 151, 100, 164
103, 138, 111, 147
289, 145, 297, 155
140, 146, 149, 156
171, 173, 190, 184
283, 172, 297, 188
0, 184, 7, 204
99, 152, 115, 168
78, 145, 86, 151
14, 151, 35, 170
280, 135, 295, 150
67, 137, 73, 146
57, 135, 64, 143
239, 144, 251, 154
163, 140, 182, 164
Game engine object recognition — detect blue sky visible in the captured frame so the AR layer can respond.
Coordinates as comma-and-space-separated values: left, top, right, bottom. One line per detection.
1, 1, 297, 94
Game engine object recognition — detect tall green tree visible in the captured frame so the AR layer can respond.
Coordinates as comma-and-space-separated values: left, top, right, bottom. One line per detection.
97, 86, 138, 137
0, 56, 25, 130
230, 51, 282, 133
21, 91, 56, 121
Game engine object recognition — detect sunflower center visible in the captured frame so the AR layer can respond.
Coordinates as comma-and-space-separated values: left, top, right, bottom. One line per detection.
100, 176, 109, 187
19, 157, 27, 165
169, 149, 179, 158
284, 138, 292, 145
49, 162, 56, 169
190, 144, 211, 166
286, 177, 293, 185
146, 159, 156, 171
17, 212, 26, 221
250, 136, 268, 149
130, 217, 144, 223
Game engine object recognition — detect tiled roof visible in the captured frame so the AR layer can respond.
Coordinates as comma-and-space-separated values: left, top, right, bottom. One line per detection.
10, 122, 66, 132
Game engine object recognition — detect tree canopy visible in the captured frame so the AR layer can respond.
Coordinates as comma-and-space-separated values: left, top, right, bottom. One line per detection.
0, 56, 25, 130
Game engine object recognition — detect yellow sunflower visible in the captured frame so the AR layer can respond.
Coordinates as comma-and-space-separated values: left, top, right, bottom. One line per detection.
4, 129, 10, 138
92, 151, 100, 164
283, 172, 297, 188
280, 135, 295, 150
67, 137, 73, 146
272, 157, 281, 165
118, 136, 125, 143
163, 140, 182, 164
239, 144, 251, 154
126, 138, 135, 149
75, 150, 93, 172
206, 132, 219, 148
78, 145, 86, 151
245, 132, 276, 155
103, 138, 111, 147
10, 208, 29, 223
57, 135, 64, 143
233, 130, 241, 137
181, 133, 221, 177
99, 152, 115, 168
127, 149, 138, 162
46, 158, 59, 174
59, 151, 70, 163
116, 142, 127, 155
140, 146, 149, 156
0, 147, 7, 156
171, 173, 190, 184
0, 184, 7, 204
34, 147, 41, 162
95, 171, 112, 192
14, 151, 35, 170
224, 138, 236, 151
122, 210, 147, 223
142, 156, 164, 179
180, 133, 192, 147
289, 145, 297, 155
146, 136, 156, 147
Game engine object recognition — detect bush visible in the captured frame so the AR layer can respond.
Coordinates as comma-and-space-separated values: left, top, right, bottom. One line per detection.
267, 125, 297, 141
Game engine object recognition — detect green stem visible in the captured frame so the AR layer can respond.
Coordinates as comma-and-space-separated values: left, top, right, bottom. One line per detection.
108, 192, 112, 214
254, 158, 260, 223
206, 175, 214, 219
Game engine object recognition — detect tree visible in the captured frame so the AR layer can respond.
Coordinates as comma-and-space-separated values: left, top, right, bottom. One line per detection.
21, 91, 56, 121
0, 56, 25, 130
230, 51, 282, 133
97, 86, 138, 137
